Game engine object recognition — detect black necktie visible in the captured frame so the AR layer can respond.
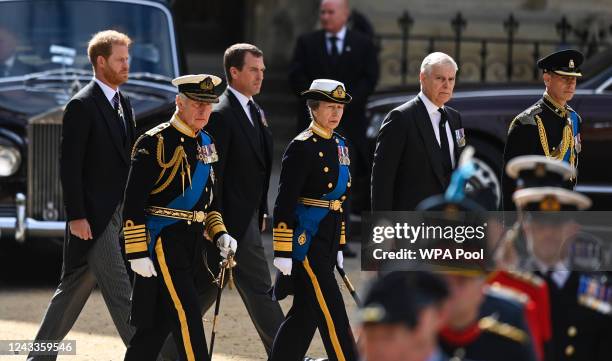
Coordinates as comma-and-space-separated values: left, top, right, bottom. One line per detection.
112, 92, 127, 140
437, 108, 453, 174
328, 36, 339, 64
247, 100, 264, 152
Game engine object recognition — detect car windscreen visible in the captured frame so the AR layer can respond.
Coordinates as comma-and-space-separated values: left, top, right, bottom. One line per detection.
0, 0, 177, 79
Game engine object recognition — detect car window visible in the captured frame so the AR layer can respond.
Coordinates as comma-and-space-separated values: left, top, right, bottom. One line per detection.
602, 79, 612, 94
0, 0, 177, 78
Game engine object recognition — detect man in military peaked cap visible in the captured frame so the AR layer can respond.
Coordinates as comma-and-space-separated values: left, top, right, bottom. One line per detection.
122, 74, 238, 361
268, 79, 358, 361
502, 49, 584, 210
507, 155, 612, 361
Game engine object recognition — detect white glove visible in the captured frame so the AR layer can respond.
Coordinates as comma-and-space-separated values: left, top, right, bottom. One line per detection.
129, 257, 157, 277
217, 234, 238, 258
273, 257, 293, 276
337, 250, 344, 269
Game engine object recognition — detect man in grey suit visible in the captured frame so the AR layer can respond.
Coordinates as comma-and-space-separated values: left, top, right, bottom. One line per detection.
27, 30, 135, 360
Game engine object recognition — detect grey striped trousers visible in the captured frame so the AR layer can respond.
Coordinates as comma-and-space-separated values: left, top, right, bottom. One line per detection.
27, 206, 135, 361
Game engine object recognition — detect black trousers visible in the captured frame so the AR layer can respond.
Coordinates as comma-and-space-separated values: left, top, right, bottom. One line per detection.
124, 232, 209, 361
160, 215, 284, 359
268, 252, 357, 361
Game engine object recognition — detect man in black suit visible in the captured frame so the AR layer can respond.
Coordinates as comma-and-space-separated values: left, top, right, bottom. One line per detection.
202, 43, 284, 355
289, 0, 379, 213
28, 30, 135, 361
371, 52, 465, 211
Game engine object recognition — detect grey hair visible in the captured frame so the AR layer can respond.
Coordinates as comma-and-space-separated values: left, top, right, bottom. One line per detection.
175, 93, 188, 111
306, 99, 320, 111
306, 99, 321, 121
420, 52, 458, 75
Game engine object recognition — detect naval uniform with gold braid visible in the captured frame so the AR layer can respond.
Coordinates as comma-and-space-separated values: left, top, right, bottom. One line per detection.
123, 115, 226, 361
523, 261, 612, 361
269, 122, 357, 361
502, 93, 582, 210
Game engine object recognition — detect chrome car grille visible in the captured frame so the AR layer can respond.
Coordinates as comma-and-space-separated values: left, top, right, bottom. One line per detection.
27, 108, 64, 220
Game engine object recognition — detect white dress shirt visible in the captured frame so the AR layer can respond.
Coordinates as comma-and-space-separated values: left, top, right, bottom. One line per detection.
227, 85, 255, 126
93, 77, 119, 107
534, 258, 571, 288
418, 91, 455, 168
325, 26, 347, 56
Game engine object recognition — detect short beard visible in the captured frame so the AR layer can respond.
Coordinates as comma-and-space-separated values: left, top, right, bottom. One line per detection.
103, 66, 128, 87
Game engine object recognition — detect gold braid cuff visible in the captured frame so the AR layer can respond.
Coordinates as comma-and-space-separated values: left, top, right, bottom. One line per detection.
205, 211, 227, 239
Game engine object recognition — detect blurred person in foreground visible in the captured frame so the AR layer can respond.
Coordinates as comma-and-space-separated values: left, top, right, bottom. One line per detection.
359, 271, 455, 361
506, 155, 612, 361
415, 151, 537, 361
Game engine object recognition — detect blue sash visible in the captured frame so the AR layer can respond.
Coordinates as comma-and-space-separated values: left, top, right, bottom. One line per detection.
146, 132, 211, 257
292, 137, 349, 261
564, 111, 580, 163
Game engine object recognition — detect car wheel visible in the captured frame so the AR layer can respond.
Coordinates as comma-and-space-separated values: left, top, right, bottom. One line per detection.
466, 137, 503, 210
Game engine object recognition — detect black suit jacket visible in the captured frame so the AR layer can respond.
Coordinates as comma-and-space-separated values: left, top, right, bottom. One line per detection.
60, 80, 135, 272
289, 29, 379, 151
205, 89, 273, 239
371, 96, 463, 211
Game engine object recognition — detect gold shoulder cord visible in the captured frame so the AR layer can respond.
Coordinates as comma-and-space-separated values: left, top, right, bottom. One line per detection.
535, 115, 575, 170
151, 134, 190, 195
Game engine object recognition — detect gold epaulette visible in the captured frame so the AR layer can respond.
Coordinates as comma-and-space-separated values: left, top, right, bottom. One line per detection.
130, 122, 173, 160
478, 316, 528, 344
294, 129, 314, 141
509, 104, 541, 132
145, 121, 171, 136
488, 283, 529, 304
506, 270, 544, 287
